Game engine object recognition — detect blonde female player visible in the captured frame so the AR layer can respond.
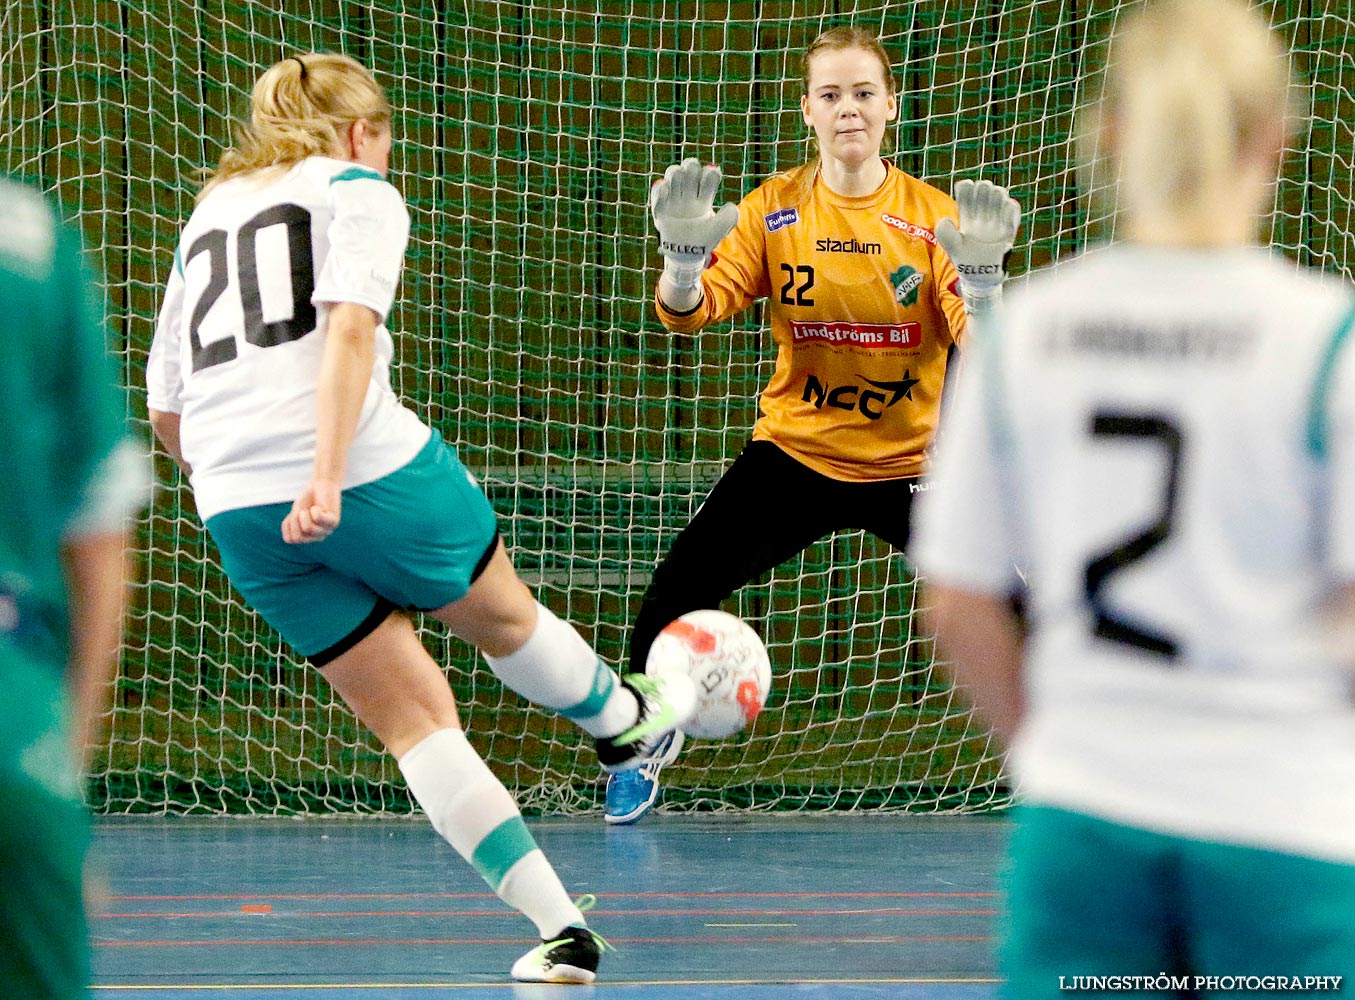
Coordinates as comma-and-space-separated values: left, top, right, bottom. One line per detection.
913, 0, 1355, 987
608, 25, 1021, 823
144, 53, 695, 984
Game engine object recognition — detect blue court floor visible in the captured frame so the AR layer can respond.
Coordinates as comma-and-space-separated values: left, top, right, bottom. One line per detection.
90, 814, 1008, 999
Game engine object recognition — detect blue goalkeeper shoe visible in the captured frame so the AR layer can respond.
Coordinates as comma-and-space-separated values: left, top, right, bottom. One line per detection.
604, 729, 684, 826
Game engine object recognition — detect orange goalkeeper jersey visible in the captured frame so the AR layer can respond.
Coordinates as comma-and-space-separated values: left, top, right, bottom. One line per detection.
655, 162, 967, 482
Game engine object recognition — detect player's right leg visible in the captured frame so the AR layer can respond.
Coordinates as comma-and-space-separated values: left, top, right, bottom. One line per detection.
318, 613, 606, 983
290, 430, 695, 773
627, 440, 847, 673
1182, 835, 1355, 976
612, 440, 842, 823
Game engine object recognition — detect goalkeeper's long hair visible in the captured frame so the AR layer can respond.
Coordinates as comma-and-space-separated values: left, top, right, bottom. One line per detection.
198, 53, 392, 202
785, 26, 897, 207
1089, 0, 1294, 243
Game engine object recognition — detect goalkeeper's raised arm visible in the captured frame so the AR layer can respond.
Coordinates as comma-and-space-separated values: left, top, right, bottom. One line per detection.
934, 177, 1021, 318
651, 158, 739, 315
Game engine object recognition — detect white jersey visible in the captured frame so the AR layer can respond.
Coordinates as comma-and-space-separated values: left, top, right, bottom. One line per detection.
146, 157, 430, 520
912, 243, 1355, 862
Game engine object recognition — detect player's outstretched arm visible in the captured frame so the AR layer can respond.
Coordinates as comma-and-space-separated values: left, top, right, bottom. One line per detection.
935, 179, 1022, 319
652, 157, 738, 314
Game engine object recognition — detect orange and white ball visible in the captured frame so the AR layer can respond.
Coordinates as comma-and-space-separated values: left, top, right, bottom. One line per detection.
645, 609, 772, 739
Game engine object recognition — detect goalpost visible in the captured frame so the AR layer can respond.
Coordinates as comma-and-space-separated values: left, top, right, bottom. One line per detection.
2, 1, 1348, 816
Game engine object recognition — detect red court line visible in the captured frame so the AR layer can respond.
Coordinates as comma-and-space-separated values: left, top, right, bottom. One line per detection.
106, 890, 997, 902
98, 906, 999, 919
95, 934, 992, 949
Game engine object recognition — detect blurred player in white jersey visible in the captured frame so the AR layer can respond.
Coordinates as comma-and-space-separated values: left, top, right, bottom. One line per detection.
912, 0, 1355, 989
144, 53, 695, 984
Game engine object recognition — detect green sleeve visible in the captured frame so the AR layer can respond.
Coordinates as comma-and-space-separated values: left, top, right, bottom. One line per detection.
52, 218, 127, 512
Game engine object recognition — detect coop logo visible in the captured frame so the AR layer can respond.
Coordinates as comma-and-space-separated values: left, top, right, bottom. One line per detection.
764, 207, 799, 233
815, 237, 881, 255
890, 265, 925, 307
802, 370, 921, 420
881, 214, 937, 245
790, 320, 921, 349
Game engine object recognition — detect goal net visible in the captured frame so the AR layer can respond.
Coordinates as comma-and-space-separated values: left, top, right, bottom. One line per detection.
2, 1, 1347, 815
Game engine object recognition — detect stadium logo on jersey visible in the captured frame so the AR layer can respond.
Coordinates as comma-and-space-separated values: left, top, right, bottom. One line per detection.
881, 214, 937, 245
802, 371, 921, 420
764, 207, 799, 233
890, 265, 925, 306
790, 320, 921, 349
815, 237, 881, 255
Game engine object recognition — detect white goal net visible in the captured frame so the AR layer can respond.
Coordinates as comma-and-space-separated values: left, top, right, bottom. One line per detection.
1, 0, 1347, 815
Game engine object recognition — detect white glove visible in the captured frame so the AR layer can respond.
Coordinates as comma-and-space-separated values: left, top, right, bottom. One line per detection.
650, 157, 739, 291
935, 178, 1021, 299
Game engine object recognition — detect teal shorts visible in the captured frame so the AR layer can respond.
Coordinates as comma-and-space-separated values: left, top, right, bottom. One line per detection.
206, 431, 499, 663
1003, 805, 1355, 997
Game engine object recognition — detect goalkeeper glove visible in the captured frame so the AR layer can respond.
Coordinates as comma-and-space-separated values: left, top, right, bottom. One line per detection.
935, 178, 1021, 307
650, 157, 739, 292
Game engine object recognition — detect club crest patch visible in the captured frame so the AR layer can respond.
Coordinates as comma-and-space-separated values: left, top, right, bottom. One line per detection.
890, 265, 925, 306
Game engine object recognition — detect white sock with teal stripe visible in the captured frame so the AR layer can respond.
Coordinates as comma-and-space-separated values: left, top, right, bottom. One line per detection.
483, 602, 639, 739
398, 727, 583, 938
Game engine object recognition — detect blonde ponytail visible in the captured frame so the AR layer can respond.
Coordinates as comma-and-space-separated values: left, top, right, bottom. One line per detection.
1106, 0, 1291, 233
199, 53, 391, 201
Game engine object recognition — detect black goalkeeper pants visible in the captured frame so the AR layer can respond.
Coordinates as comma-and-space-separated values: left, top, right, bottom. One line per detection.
627, 440, 922, 673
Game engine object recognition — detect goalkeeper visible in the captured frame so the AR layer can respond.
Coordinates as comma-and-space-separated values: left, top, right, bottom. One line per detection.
607, 24, 1021, 824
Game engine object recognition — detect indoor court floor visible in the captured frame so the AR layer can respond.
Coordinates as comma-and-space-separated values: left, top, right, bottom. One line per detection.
90, 814, 1008, 999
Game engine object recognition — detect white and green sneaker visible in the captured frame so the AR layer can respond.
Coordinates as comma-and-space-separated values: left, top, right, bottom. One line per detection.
594, 672, 696, 774
510, 923, 611, 983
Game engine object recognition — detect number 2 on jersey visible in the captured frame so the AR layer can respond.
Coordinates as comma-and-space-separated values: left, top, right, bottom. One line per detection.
186, 203, 316, 372
1083, 410, 1183, 660
779, 263, 814, 306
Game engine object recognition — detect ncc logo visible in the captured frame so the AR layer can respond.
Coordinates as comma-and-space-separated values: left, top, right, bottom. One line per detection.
802, 371, 921, 419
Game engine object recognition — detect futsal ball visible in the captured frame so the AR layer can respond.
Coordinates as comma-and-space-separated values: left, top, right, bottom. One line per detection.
645, 609, 772, 739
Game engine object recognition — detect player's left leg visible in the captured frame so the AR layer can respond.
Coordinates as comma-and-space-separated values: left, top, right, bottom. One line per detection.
428, 540, 696, 773
208, 492, 606, 983
1183, 837, 1355, 978
331, 430, 695, 772
851, 472, 922, 551
0, 654, 90, 1000
1003, 805, 1193, 997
